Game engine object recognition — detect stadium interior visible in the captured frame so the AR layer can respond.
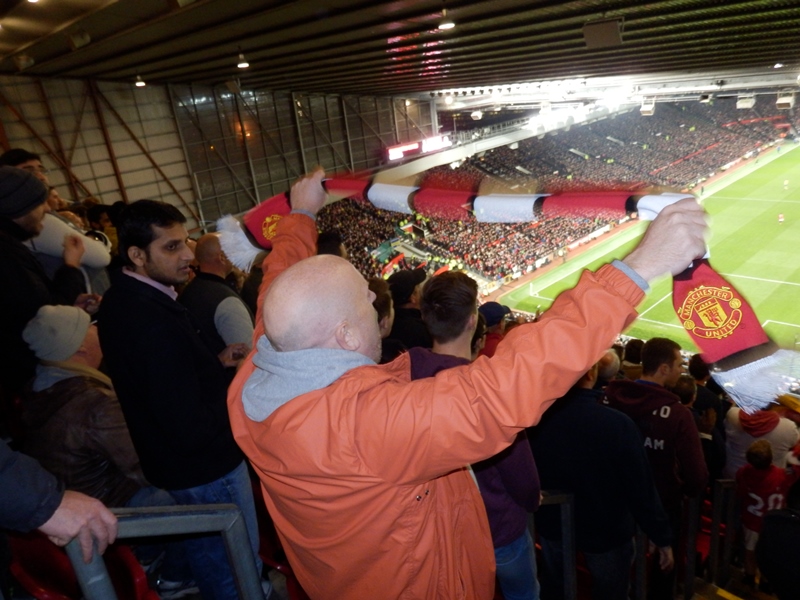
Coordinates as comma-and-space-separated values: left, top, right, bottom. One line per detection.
1, 1, 800, 600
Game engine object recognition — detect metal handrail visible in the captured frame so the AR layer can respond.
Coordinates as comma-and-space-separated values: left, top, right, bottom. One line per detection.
633, 494, 703, 600
64, 504, 263, 600
683, 494, 702, 599
707, 479, 737, 587
708, 479, 736, 585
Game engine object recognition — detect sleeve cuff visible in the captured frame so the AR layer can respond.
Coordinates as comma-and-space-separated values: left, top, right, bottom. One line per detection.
611, 259, 650, 293
290, 208, 316, 221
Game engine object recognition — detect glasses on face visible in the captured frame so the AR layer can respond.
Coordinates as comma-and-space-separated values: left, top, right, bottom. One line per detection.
21, 165, 49, 175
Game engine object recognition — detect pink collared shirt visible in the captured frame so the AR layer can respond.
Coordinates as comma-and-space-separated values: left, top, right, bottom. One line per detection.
122, 268, 178, 301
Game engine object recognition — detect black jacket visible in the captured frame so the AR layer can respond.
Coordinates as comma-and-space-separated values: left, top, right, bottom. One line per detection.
529, 387, 672, 552
0, 219, 85, 395
0, 439, 62, 532
97, 272, 243, 490
756, 507, 800, 599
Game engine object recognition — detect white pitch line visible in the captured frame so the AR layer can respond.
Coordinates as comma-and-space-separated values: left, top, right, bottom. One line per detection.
637, 318, 684, 330
710, 197, 800, 204
762, 320, 800, 330
639, 292, 672, 317
720, 273, 800, 288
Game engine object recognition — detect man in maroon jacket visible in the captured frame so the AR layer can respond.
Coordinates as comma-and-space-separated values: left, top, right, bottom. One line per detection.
410, 272, 541, 600
604, 337, 708, 599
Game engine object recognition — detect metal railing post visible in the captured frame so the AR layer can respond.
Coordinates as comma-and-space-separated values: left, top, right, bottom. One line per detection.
708, 479, 735, 587
720, 481, 737, 587
221, 508, 265, 600
540, 491, 577, 600
560, 496, 577, 600
709, 481, 724, 584
64, 504, 264, 600
684, 495, 702, 599
64, 540, 119, 600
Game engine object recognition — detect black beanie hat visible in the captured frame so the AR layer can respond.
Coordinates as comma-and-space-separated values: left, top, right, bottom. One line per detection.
0, 165, 48, 219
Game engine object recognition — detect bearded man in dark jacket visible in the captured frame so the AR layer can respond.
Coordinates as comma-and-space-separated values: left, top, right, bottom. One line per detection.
0, 166, 88, 399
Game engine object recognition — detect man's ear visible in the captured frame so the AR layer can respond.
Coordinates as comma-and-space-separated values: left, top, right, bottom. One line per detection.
408, 289, 419, 306
73, 340, 90, 360
128, 245, 146, 268
333, 320, 359, 352
378, 315, 390, 335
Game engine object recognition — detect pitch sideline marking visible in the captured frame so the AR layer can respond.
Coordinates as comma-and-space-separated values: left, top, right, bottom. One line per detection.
720, 273, 800, 288
762, 320, 800, 330
710, 196, 800, 204
638, 292, 672, 317
636, 318, 683, 330
500, 222, 648, 305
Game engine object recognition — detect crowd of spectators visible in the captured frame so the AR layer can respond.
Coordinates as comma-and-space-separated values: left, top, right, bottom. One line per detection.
316, 195, 624, 282
436, 97, 796, 192
315, 197, 398, 276
417, 210, 621, 281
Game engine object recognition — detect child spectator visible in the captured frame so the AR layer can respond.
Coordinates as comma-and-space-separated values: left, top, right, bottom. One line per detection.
735, 440, 800, 590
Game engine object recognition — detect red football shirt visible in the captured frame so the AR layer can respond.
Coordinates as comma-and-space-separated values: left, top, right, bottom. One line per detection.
736, 463, 800, 532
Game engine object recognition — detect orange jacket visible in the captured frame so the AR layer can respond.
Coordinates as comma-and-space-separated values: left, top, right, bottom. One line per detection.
229, 214, 644, 599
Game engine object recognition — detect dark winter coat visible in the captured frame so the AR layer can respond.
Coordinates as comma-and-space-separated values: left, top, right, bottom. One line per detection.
97, 272, 243, 490
0, 218, 85, 394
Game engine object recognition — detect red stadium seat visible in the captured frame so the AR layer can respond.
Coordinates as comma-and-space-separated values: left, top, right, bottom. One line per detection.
9, 531, 158, 600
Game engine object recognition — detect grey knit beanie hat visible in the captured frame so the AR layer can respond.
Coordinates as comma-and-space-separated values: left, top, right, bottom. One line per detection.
23, 305, 91, 362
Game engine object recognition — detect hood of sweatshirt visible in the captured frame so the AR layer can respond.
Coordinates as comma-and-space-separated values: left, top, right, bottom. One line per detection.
242, 334, 375, 422
603, 378, 680, 418
738, 410, 780, 437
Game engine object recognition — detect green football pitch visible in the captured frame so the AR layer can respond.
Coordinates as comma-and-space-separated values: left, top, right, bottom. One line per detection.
498, 144, 800, 353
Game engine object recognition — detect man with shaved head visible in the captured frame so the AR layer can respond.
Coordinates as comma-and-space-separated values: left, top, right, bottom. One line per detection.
263, 255, 381, 359
228, 169, 709, 600
595, 347, 622, 389
179, 231, 254, 360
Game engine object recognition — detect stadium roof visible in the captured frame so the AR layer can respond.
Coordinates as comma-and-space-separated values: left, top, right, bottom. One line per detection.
1, 0, 799, 105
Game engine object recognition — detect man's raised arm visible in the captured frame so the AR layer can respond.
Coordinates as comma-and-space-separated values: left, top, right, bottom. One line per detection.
252, 168, 329, 341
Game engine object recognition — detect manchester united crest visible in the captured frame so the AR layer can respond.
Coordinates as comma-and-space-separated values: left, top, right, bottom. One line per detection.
261, 214, 282, 241
677, 285, 742, 340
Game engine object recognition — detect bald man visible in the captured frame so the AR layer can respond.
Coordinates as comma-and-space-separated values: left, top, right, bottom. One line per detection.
228, 169, 709, 600
595, 347, 622, 389
179, 232, 254, 357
